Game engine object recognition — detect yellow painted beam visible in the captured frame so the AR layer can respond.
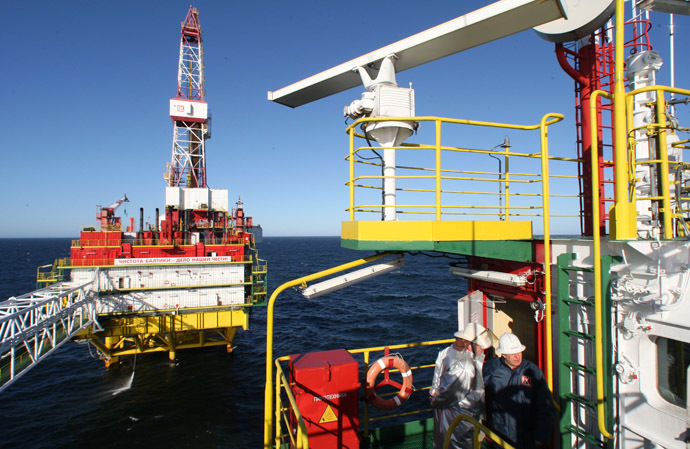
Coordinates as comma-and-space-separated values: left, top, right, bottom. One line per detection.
341, 220, 532, 242
95, 309, 250, 336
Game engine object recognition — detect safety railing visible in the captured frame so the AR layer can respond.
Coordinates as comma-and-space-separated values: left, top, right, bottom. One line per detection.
36, 260, 68, 285
251, 258, 269, 305
274, 359, 311, 449
71, 234, 250, 248
345, 114, 579, 229
444, 414, 516, 449
264, 253, 396, 449
273, 338, 518, 449
0, 279, 100, 393
352, 339, 451, 438
56, 255, 257, 269
624, 85, 690, 240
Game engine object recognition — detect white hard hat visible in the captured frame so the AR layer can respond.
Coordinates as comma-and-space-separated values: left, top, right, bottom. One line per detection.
497, 333, 526, 355
454, 323, 493, 349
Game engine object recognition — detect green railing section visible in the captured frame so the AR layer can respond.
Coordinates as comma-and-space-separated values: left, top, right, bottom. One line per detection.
251, 258, 269, 305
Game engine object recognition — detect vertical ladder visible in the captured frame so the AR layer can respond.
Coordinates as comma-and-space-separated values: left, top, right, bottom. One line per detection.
556, 253, 615, 449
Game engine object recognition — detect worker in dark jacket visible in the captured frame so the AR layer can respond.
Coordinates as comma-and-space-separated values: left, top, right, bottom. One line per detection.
483, 333, 554, 449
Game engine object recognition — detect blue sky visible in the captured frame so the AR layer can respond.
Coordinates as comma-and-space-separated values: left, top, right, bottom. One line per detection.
2, 1, 689, 237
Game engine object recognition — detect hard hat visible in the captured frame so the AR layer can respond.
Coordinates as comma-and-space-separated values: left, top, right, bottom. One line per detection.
496, 333, 526, 355
454, 323, 493, 349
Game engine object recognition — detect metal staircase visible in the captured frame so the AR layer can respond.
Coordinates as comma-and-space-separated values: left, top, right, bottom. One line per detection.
556, 253, 616, 449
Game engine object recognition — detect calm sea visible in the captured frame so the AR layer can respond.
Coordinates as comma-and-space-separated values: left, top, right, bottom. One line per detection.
0, 237, 466, 448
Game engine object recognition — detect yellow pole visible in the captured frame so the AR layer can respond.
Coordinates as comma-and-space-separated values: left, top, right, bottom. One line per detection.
263, 252, 394, 448
655, 93, 673, 238
626, 94, 636, 206
436, 119, 442, 220
505, 144, 510, 220
539, 113, 561, 392
591, 91, 614, 439
274, 372, 283, 448
349, 128, 356, 221
612, 0, 634, 239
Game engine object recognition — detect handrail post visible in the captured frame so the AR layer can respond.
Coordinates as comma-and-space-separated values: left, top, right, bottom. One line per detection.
435, 119, 442, 221
539, 113, 558, 392
625, 94, 636, 207
504, 144, 510, 220
263, 253, 393, 449
275, 371, 283, 448
363, 350, 371, 439
612, 0, 634, 240
349, 128, 356, 221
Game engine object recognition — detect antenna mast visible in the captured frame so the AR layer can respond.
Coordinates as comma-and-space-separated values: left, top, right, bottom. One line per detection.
167, 6, 210, 188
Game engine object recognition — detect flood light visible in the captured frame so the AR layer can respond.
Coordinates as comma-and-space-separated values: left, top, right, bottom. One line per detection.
302, 256, 404, 299
449, 266, 527, 287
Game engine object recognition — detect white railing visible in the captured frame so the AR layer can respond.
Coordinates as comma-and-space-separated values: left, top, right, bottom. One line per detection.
0, 279, 100, 392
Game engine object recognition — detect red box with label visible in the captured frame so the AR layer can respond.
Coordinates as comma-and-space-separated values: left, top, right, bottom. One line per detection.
289, 349, 360, 449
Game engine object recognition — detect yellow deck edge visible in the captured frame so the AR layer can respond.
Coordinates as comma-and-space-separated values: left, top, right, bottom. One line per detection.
341, 220, 533, 242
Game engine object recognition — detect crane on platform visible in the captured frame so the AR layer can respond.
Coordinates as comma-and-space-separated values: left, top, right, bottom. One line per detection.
96, 194, 128, 229
166, 6, 210, 189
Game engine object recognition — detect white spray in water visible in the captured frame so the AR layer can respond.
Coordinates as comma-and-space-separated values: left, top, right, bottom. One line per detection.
112, 354, 137, 396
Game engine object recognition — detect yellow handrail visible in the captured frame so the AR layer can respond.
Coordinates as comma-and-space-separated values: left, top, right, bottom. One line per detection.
263, 252, 394, 449
274, 361, 310, 449
435, 119, 442, 220
624, 84, 690, 239
591, 89, 614, 439
346, 115, 566, 223
443, 413, 516, 449
539, 113, 563, 393
612, 0, 633, 240
346, 115, 564, 135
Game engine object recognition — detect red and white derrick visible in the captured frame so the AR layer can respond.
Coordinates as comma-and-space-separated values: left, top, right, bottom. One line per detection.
167, 6, 209, 189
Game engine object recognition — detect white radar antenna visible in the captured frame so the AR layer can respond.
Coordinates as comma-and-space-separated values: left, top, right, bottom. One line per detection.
344, 54, 416, 221
267, 0, 568, 221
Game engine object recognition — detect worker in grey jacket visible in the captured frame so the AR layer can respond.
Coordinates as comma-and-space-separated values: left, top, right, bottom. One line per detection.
483, 333, 554, 449
430, 323, 493, 449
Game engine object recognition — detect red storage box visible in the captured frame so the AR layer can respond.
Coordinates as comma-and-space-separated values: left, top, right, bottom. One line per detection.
289, 349, 360, 449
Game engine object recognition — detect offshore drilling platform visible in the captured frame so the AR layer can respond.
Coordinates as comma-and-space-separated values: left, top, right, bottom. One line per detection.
0, 6, 267, 390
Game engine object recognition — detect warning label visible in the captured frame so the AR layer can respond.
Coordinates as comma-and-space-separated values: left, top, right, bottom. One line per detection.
319, 405, 338, 424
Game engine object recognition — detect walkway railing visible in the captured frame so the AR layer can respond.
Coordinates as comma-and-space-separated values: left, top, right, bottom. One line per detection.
272, 338, 518, 449
0, 279, 100, 392
444, 414, 516, 449
345, 114, 574, 229
623, 85, 690, 240
263, 253, 396, 449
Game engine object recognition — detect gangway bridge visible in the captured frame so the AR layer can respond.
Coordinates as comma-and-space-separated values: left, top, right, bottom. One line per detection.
0, 278, 101, 393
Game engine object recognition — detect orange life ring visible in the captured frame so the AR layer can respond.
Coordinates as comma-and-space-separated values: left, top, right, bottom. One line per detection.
365, 355, 413, 410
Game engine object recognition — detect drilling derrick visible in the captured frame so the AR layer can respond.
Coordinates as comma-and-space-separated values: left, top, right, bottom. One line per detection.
167, 6, 209, 188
